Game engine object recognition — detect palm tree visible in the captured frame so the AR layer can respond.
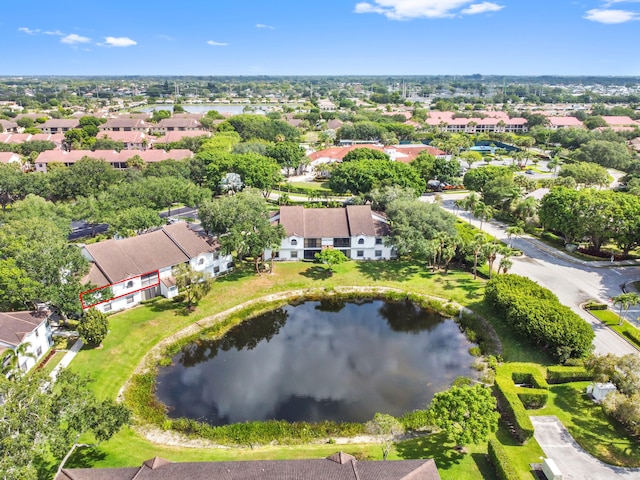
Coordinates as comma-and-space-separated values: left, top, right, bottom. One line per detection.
1, 342, 36, 378
470, 234, 487, 280
512, 196, 538, 223
473, 202, 495, 230
499, 255, 513, 274
482, 242, 507, 278
547, 156, 562, 176
612, 293, 640, 326
505, 225, 524, 248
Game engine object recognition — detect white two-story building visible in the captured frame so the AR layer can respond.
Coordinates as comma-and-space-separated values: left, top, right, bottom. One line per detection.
266, 205, 394, 261
0, 309, 53, 374
81, 222, 233, 313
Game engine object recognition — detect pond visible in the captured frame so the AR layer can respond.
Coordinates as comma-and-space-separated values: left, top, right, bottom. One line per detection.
155, 298, 479, 426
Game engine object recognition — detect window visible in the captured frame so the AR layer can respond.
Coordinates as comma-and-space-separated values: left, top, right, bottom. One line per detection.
304, 238, 321, 248
227, 262, 234, 269
198, 258, 205, 265
375, 237, 383, 245
358, 238, 365, 245
333, 238, 350, 248
36, 346, 42, 357
291, 238, 298, 246
357, 250, 364, 257
126, 280, 134, 288
35, 327, 40, 338
141, 272, 157, 287
126, 295, 135, 304
104, 303, 112, 312
291, 251, 298, 259
375, 250, 382, 257
214, 266, 220, 274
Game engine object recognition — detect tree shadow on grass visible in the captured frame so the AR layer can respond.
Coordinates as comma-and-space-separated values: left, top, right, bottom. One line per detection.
215, 266, 255, 283
64, 445, 107, 469
395, 432, 465, 469
299, 265, 332, 280
356, 261, 421, 282
471, 452, 499, 480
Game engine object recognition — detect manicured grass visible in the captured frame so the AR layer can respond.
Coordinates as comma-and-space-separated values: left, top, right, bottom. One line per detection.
69, 261, 490, 401
537, 382, 640, 467
283, 181, 333, 192
589, 309, 640, 350
39, 350, 66, 376
68, 427, 496, 480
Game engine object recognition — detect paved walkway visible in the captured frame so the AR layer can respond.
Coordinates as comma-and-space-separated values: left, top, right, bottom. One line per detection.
49, 338, 83, 382
532, 416, 640, 480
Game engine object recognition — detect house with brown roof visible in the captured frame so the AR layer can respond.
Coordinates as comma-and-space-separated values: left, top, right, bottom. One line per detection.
80, 222, 233, 313
33, 149, 193, 172
153, 129, 210, 144
0, 308, 53, 374
99, 117, 149, 132
38, 119, 80, 134
149, 117, 202, 134
0, 119, 19, 133
0, 152, 22, 166
55, 452, 441, 480
267, 205, 393, 261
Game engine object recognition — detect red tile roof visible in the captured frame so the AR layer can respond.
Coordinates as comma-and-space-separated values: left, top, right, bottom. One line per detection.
308, 144, 445, 163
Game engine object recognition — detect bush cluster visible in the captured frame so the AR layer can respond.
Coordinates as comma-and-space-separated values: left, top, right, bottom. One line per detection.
623, 329, 640, 347
485, 275, 594, 362
546, 366, 591, 384
487, 439, 521, 480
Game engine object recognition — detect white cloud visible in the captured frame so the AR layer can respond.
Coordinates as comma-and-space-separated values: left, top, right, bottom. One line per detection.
157, 34, 173, 41
256, 23, 275, 29
61, 34, 91, 44
461, 2, 503, 14
18, 27, 39, 34
207, 40, 228, 46
354, 0, 503, 19
102, 36, 137, 47
584, 8, 638, 23
44, 30, 64, 36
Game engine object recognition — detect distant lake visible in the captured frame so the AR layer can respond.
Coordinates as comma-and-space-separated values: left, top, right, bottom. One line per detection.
155, 298, 478, 425
138, 104, 269, 114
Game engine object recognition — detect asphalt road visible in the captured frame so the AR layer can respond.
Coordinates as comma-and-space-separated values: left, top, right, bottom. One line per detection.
436, 193, 640, 356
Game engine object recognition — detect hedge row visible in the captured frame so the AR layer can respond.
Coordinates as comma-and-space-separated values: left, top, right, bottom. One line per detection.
546, 366, 591, 384
623, 328, 640, 347
488, 439, 521, 480
494, 376, 535, 444
485, 275, 595, 362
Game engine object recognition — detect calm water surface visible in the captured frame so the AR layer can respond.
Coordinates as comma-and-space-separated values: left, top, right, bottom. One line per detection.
155, 299, 478, 425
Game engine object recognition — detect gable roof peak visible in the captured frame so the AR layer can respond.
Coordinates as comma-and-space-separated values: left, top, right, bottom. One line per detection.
327, 451, 357, 465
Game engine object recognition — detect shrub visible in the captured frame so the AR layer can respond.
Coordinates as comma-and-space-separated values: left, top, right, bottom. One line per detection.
584, 301, 608, 311
547, 366, 591, 384
623, 329, 640, 347
485, 275, 594, 361
494, 377, 535, 443
488, 439, 521, 480
77, 308, 109, 346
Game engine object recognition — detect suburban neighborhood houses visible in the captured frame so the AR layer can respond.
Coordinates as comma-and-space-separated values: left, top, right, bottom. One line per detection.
2, 70, 640, 480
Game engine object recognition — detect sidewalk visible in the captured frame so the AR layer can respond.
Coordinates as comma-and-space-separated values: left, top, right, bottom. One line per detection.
49, 338, 83, 382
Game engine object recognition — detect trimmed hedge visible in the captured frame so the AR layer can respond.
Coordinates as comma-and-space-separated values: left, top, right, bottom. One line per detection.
547, 366, 591, 384
485, 275, 595, 361
488, 439, 521, 480
623, 328, 640, 346
584, 302, 608, 311
494, 377, 535, 444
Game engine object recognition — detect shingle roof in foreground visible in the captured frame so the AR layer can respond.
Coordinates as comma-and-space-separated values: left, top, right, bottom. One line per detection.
55, 453, 441, 480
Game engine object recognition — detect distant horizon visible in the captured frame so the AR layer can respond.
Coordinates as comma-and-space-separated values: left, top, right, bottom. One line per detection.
3, 1, 640, 77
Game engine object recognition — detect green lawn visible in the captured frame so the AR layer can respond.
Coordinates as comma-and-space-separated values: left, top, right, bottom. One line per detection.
62, 260, 631, 477
537, 382, 640, 467
588, 308, 640, 350
69, 261, 487, 401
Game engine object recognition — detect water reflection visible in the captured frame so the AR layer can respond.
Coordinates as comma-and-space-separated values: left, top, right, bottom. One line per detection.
155, 299, 477, 425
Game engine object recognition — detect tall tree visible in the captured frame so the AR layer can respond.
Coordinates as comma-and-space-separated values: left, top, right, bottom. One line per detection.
366, 413, 405, 460
0, 370, 130, 480
429, 385, 499, 446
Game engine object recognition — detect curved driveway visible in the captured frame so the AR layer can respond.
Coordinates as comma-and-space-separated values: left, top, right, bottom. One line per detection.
436, 194, 640, 356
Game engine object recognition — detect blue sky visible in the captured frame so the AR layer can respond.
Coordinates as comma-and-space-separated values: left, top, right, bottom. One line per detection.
2, 0, 639, 76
